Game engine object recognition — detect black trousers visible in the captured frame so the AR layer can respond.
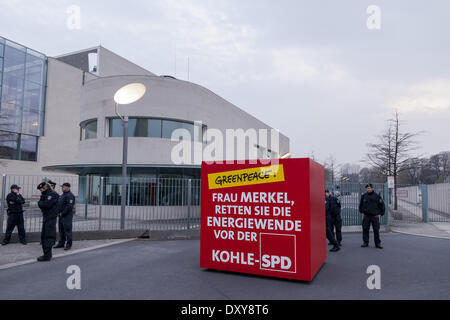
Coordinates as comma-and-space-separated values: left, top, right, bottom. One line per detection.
41, 217, 57, 258
330, 215, 343, 243
4, 213, 26, 243
326, 215, 338, 245
362, 215, 381, 245
58, 214, 73, 246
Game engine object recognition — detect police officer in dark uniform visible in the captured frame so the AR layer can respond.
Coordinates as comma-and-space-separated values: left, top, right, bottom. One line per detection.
54, 183, 75, 251
359, 184, 385, 249
49, 180, 57, 191
326, 190, 343, 246
2, 185, 27, 246
37, 181, 59, 262
325, 190, 340, 252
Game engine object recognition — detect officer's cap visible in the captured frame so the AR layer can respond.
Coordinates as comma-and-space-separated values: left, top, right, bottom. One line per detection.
48, 180, 57, 186
62, 183, 71, 188
37, 182, 48, 190
10, 184, 21, 190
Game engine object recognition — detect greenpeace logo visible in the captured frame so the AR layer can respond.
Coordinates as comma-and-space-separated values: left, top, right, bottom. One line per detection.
208, 165, 285, 190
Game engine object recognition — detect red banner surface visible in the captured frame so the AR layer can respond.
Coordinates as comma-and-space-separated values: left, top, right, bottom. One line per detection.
200, 158, 326, 281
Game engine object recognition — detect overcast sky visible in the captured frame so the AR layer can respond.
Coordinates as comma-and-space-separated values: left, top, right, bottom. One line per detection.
1, 0, 449, 166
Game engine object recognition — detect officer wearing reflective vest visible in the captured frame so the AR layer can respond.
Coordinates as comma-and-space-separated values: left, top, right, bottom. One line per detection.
359, 184, 385, 249
37, 181, 59, 262
54, 183, 75, 251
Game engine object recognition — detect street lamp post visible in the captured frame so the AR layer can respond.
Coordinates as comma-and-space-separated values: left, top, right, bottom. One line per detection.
114, 83, 146, 230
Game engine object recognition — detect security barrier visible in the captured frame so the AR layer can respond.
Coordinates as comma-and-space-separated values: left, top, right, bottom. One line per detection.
0, 174, 201, 234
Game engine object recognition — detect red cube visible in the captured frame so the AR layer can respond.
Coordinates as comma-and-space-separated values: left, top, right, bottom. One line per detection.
200, 158, 326, 281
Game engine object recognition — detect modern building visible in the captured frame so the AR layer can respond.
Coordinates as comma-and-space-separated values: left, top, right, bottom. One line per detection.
0, 36, 290, 205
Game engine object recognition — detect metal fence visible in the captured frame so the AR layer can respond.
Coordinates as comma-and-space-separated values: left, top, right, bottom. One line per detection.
0, 174, 201, 234
389, 183, 450, 223
427, 183, 450, 222
3, 173, 447, 236
326, 183, 389, 226
390, 184, 424, 223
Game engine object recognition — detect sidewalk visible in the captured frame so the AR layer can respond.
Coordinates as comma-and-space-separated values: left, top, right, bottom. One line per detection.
0, 239, 133, 270
390, 220, 450, 240
341, 225, 390, 233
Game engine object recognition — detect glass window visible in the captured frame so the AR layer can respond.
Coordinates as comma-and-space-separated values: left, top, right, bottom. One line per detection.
0, 57, 3, 97
0, 43, 4, 57
21, 110, 41, 136
109, 118, 162, 138
108, 118, 203, 141
23, 81, 43, 112
1, 74, 24, 106
25, 52, 45, 85
0, 102, 22, 133
162, 120, 194, 141
129, 118, 162, 138
19, 134, 38, 161
0, 130, 19, 160
109, 118, 123, 137
3, 44, 26, 79
81, 120, 97, 140
147, 119, 162, 138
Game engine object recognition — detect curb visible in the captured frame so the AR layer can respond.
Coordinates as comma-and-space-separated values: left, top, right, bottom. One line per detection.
0, 239, 134, 271
390, 229, 450, 240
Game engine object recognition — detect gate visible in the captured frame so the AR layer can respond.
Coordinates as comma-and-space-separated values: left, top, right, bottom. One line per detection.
388, 183, 450, 223
326, 183, 389, 226
389, 184, 423, 223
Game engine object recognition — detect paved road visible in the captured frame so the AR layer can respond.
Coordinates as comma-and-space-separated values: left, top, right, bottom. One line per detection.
0, 233, 449, 300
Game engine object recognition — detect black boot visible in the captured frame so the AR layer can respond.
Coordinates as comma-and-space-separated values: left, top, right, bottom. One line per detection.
37, 256, 52, 262
376, 244, 383, 249
64, 243, 72, 251
1, 241, 9, 246
330, 245, 340, 252
361, 243, 369, 248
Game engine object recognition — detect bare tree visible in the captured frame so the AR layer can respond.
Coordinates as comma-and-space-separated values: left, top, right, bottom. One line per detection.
366, 110, 422, 209
325, 155, 340, 188
400, 157, 425, 185
429, 152, 450, 183
366, 123, 394, 176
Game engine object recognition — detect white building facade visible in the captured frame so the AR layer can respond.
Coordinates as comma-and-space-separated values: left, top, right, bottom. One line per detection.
0, 37, 290, 205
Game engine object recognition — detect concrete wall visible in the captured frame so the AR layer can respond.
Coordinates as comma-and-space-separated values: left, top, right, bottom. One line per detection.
97, 47, 155, 77
56, 48, 98, 74
78, 75, 290, 166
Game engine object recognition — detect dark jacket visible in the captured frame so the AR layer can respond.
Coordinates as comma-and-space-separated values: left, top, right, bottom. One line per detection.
38, 189, 60, 219
58, 191, 75, 217
6, 193, 25, 214
326, 195, 341, 216
359, 192, 385, 216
